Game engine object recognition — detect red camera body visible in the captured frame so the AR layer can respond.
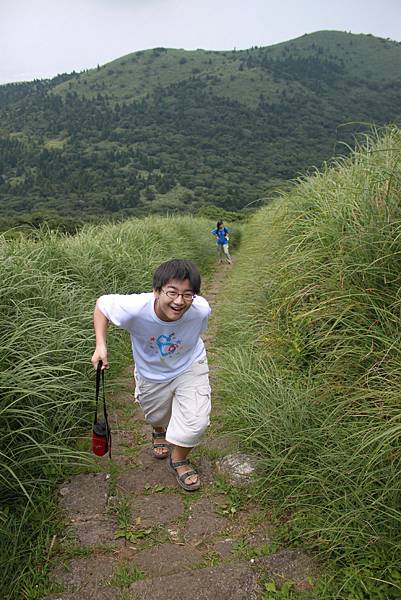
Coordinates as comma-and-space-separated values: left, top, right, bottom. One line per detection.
92, 419, 111, 456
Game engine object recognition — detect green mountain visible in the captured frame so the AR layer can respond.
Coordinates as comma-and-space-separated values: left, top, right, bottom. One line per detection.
0, 30, 400, 228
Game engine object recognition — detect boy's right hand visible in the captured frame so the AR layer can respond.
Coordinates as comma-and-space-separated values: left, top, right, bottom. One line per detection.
91, 345, 109, 369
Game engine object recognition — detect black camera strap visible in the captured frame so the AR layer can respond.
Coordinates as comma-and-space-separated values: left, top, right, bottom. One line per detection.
94, 360, 111, 458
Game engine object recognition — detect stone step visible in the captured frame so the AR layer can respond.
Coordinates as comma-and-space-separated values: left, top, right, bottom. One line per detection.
127, 561, 261, 599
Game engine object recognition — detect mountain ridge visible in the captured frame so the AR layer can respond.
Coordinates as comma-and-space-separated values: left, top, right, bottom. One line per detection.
0, 30, 400, 229
51, 30, 401, 105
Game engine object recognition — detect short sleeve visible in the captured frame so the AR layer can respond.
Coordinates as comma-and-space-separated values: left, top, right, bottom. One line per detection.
97, 294, 140, 331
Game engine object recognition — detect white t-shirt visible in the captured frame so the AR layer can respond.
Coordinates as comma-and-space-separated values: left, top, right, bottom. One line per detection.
98, 292, 211, 382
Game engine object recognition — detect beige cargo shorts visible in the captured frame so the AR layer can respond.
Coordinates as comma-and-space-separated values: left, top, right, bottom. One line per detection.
134, 355, 211, 447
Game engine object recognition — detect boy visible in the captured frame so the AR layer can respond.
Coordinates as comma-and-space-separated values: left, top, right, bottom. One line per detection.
91, 259, 211, 491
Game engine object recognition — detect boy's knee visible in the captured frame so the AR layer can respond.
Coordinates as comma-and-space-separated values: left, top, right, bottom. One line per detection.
167, 415, 210, 447
139, 401, 170, 428
146, 415, 169, 428
189, 416, 210, 441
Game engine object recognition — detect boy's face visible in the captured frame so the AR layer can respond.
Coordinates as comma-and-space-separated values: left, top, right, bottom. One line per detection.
153, 278, 194, 322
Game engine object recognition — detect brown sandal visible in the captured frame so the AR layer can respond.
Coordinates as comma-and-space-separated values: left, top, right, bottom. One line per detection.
152, 430, 169, 459
168, 456, 200, 491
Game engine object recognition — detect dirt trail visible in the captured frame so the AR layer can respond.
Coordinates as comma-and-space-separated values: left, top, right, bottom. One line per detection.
44, 262, 316, 600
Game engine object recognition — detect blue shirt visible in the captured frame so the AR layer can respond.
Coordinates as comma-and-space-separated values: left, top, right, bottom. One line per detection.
211, 227, 229, 245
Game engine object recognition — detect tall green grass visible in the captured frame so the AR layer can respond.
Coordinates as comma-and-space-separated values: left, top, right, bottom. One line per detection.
216, 126, 401, 597
0, 214, 216, 599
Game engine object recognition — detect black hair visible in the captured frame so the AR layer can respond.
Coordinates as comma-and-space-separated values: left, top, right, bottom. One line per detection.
216, 220, 224, 229
152, 259, 201, 294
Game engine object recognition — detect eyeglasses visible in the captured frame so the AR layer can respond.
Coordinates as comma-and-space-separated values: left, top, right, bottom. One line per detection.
161, 289, 196, 302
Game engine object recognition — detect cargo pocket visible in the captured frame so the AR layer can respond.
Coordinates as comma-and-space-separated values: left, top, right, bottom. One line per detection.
196, 385, 211, 418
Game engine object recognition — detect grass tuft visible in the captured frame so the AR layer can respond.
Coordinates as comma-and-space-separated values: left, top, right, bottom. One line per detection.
215, 125, 401, 597
0, 214, 217, 599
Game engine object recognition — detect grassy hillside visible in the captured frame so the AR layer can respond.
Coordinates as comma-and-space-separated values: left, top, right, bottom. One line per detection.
53, 31, 401, 104
215, 125, 401, 598
0, 214, 219, 599
0, 31, 400, 226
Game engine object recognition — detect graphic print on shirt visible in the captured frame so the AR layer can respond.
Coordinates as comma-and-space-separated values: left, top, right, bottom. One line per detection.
147, 333, 183, 358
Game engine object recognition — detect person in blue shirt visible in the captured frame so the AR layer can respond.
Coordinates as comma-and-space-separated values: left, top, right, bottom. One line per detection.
211, 220, 232, 264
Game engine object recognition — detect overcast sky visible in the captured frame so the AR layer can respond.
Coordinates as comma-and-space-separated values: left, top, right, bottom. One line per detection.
1, 0, 400, 84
